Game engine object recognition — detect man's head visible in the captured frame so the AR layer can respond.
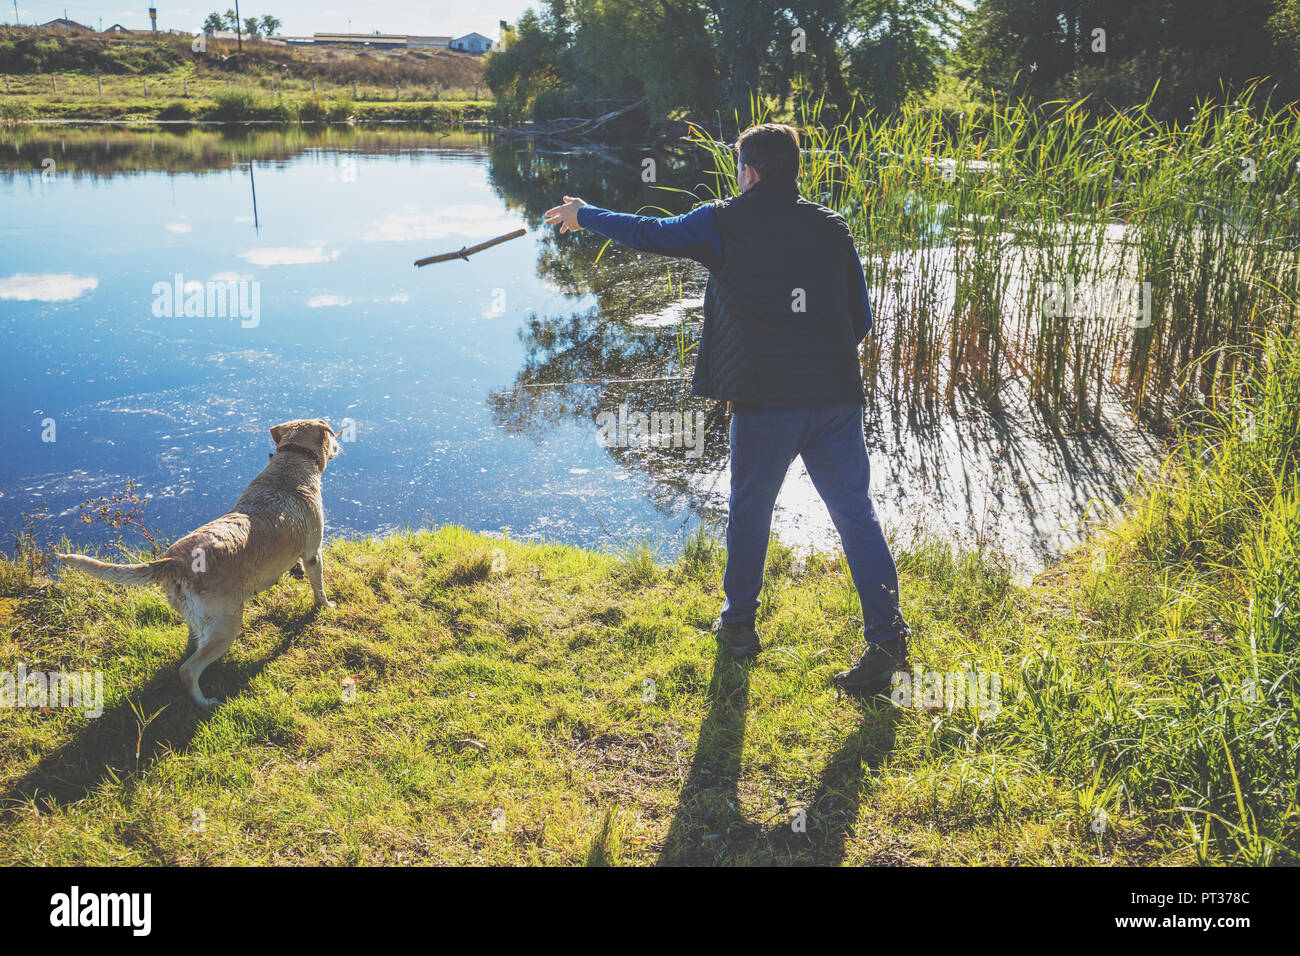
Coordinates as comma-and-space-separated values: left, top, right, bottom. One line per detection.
735, 123, 800, 193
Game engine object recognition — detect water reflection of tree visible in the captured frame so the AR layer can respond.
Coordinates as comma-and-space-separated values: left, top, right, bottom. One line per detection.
0, 124, 487, 179
487, 137, 709, 292
485, 141, 732, 513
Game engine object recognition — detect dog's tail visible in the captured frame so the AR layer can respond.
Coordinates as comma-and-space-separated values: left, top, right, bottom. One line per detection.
57, 552, 183, 586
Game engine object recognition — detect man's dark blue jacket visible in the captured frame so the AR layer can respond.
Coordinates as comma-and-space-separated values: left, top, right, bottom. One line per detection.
576, 177, 872, 408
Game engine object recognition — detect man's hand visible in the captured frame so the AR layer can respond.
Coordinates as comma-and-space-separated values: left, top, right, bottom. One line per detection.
544, 196, 587, 233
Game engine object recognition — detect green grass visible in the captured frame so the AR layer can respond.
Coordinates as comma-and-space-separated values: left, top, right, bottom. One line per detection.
1, 81, 491, 123
0, 30, 494, 122
0, 527, 1110, 865
3, 322, 1297, 867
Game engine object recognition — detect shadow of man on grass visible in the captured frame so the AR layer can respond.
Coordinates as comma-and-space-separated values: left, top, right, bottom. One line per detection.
656, 644, 753, 865
653, 642, 900, 866
782, 702, 899, 865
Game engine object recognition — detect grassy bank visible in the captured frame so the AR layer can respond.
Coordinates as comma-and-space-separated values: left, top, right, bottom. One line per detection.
0, 28, 492, 123
1, 335, 1295, 865
1, 93, 491, 124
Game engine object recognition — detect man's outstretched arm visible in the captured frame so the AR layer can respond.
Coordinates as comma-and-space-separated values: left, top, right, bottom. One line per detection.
544, 196, 722, 271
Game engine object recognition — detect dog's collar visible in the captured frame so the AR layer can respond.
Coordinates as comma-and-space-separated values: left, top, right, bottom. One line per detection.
276, 441, 326, 472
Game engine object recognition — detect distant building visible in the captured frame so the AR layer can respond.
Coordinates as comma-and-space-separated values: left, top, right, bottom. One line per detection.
39, 17, 94, 32
308, 31, 491, 52
450, 32, 493, 54
407, 35, 452, 49
102, 23, 133, 34
313, 32, 407, 49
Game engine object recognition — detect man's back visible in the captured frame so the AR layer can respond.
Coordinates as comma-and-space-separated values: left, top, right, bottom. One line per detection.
696, 178, 869, 408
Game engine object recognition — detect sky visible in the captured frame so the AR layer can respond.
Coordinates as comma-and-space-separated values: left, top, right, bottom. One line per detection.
6, 0, 536, 38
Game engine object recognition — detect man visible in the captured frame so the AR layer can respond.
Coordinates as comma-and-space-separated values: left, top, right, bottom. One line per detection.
544, 123, 909, 697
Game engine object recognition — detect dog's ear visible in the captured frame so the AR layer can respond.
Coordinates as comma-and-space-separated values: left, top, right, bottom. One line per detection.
311, 421, 339, 461
269, 422, 292, 446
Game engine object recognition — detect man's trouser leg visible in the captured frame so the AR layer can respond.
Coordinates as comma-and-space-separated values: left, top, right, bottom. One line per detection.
799, 405, 903, 640
720, 408, 802, 624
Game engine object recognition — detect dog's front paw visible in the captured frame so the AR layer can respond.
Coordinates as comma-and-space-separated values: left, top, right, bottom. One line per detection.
317, 599, 336, 609
196, 696, 221, 710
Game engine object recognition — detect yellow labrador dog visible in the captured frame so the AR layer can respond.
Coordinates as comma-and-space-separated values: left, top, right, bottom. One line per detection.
59, 419, 341, 708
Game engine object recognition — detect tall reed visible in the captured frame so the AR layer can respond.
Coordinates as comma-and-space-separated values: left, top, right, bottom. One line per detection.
685, 85, 1300, 425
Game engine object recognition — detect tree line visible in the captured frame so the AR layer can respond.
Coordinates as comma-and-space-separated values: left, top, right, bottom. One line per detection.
202, 10, 283, 38
484, 0, 1300, 124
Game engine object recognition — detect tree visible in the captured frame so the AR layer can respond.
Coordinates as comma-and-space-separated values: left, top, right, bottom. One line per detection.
843, 0, 961, 115
244, 17, 261, 37
202, 12, 225, 33
259, 15, 282, 36
483, 0, 958, 123
483, 10, 566, 117
956, 0, 1300, 116
222, 9, 238, 31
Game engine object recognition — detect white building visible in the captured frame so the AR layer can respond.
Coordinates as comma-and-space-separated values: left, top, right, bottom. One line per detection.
450, 32, 493, 54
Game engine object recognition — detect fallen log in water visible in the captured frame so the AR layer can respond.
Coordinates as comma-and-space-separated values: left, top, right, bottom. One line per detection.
491, 100, 650, 145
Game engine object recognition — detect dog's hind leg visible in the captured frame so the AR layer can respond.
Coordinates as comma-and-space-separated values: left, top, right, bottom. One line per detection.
179, 606, 243, 709
304, 551, 334, 609
164, 582, 199, 656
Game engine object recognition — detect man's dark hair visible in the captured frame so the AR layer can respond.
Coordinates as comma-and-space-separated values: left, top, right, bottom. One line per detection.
736, 123, 801, 183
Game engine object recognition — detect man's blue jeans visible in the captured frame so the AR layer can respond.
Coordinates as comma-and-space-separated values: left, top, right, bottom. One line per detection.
720, 404, 902, 640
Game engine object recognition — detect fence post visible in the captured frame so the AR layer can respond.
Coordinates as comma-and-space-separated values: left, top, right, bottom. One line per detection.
51, 75, 57, 94
4, 75, 10, 94
97, 73, 102, 95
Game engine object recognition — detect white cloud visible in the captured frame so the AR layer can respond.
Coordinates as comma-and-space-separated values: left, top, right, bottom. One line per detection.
239, 241, 340, 267
306, 294, 352, 308
363, 204, 521, 243
164, 220, 192, 234
0, 273, 98, 301
209, 271, 253, 282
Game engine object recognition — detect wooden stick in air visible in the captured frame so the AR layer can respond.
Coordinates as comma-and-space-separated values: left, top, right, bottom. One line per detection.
414, 228, 527, 267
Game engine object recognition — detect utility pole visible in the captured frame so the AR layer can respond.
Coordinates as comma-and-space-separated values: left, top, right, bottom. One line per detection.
234, 0, 243, 51
12, 0, 18, 27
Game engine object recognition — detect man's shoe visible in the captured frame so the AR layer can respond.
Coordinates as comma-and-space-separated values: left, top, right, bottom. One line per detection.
832, 630, 909, 698
712, 616, 762, 659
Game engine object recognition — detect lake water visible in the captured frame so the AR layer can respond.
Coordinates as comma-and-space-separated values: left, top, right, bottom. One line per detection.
0, 124, 1164, 575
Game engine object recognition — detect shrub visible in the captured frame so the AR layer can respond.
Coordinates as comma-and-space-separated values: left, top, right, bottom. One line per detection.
208, 86, 261, 121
